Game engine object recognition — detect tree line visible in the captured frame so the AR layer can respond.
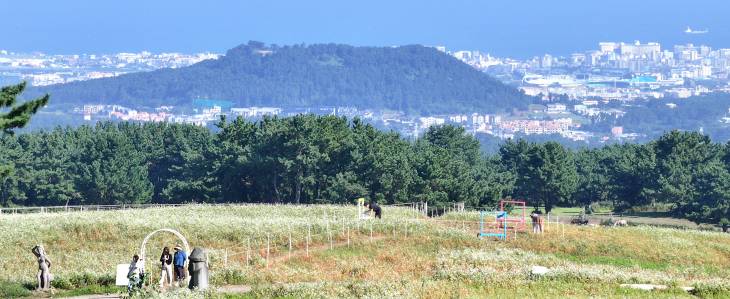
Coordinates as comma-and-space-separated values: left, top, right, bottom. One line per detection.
0, 116, 728, 231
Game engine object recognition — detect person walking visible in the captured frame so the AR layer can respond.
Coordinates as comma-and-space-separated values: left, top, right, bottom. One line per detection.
159, 246, 173, 289
173, 245, 187, 287
127, 254, 144, 295
530, 210, 544, 234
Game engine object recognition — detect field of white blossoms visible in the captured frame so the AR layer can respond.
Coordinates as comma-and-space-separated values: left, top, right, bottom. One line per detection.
1, 204, 729, 298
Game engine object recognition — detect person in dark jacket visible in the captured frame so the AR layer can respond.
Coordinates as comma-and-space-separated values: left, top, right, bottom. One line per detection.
173, 245, 187, 286
159, 246, 173, 288
367, 202, 382, 219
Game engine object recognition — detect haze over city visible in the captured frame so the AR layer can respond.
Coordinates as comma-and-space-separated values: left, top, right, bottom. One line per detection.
1, 0, 727, 57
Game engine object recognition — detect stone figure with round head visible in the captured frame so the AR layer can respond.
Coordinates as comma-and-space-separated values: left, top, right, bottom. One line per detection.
187, 247, 209, 290
31, 245, 52, 290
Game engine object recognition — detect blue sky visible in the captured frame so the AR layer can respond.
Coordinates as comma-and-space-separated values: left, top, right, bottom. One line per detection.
1, 0, 726, 57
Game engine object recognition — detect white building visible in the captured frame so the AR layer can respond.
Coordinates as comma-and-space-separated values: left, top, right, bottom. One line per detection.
230, 107, 282, 117
547, 103, 567, 114
419, 117, 445, 128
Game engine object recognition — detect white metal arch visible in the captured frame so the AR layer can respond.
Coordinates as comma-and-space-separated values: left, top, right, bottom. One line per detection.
138, 228, 190, 270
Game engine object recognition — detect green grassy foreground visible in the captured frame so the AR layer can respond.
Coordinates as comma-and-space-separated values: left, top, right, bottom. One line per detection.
1, 205, 729, 298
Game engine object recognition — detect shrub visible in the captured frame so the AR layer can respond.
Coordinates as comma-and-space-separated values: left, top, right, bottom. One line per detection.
0, 280, 31, 298
52, 273, 115, 290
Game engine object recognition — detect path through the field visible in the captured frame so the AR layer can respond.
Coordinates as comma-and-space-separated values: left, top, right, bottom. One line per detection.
59, 295, 120, 299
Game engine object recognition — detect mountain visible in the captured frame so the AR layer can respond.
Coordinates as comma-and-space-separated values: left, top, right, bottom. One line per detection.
32, 41, 533, 114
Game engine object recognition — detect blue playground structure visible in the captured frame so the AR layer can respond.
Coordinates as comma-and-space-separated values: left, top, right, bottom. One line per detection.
478, 211, 508, 240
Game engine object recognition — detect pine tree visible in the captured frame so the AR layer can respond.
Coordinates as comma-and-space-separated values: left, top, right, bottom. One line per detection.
0, 82, 49, 134
0, 82, 49, 178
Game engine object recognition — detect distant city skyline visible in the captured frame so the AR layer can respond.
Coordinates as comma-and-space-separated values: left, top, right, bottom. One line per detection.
2, 0, 728, 58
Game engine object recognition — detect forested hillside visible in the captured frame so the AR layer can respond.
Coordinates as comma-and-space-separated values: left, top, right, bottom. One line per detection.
1, 116, 729, 231
582, 92, 730, 141
30, 41, 533, 114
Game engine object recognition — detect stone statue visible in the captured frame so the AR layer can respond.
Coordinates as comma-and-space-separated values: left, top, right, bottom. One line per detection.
187, 247, 209, 290
31, 245, 52, 290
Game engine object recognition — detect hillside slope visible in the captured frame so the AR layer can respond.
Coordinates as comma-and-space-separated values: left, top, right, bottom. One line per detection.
32, 41, 533, 114
1, 205, 729, 298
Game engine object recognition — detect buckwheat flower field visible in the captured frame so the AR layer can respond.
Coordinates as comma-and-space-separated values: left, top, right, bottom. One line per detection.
1, 205, 729, 298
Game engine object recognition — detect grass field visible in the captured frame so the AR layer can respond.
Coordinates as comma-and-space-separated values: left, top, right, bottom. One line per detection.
1, 204, 729, 298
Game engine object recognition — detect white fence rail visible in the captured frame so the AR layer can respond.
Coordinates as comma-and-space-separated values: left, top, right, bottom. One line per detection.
0, 202, 431, 216
0, 203, 190, 214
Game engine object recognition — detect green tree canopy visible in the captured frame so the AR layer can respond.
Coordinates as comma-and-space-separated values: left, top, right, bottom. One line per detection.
0, 82, 49, 178
0, 82, 49, 134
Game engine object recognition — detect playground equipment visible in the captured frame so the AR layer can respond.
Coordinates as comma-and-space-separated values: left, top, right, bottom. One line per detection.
479, 211, 508, 240
499, 200, 528, 231
478, 200, 528, 240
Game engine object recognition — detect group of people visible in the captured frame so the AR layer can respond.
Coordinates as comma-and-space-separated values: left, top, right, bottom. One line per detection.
127, 245, 188, 294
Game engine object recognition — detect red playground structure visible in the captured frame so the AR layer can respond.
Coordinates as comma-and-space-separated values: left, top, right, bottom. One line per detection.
498, 200, 527, 231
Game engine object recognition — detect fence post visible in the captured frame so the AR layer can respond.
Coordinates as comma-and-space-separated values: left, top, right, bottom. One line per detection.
246, 238, 251, 265
288, 231, 292, 259
347, 225, 350, 247
306, 224, 311, 257
328, 222, 333, 250
342, 219, 346, 237
369, 222, 373, 241
547, 212, 551, 230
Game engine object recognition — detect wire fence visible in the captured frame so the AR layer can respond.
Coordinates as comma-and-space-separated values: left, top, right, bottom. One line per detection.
205, 218, 437, 269
199, 213, 567, 270
0, 202, 429, 215
0, 203, 191, 214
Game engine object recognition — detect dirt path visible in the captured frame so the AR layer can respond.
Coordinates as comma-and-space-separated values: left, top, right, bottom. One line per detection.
57, 285, 253, 298
59, 295, 121, 299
